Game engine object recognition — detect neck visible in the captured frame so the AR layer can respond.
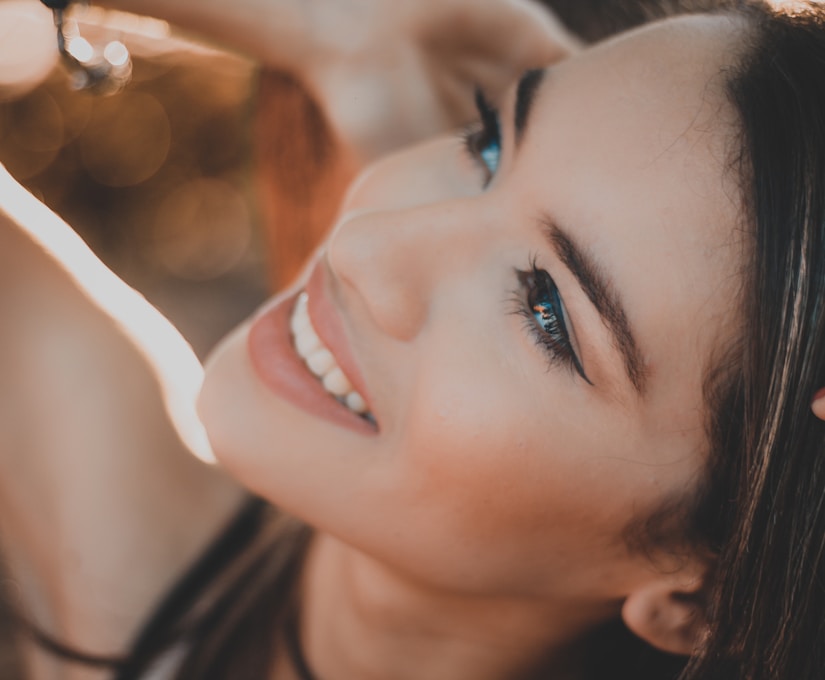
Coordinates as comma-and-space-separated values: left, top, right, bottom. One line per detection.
283, 532, 619, 680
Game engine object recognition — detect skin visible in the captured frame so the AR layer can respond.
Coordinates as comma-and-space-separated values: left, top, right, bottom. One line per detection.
199, 13, 747, 680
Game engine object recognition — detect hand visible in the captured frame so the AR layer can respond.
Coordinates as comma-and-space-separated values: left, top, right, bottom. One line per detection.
100, 0, 578, 161
283, 0, 580, 160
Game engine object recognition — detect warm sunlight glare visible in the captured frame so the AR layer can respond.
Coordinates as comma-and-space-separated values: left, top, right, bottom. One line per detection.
0, 165, 217, 465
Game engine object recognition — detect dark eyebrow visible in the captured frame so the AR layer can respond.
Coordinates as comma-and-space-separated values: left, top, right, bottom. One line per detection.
542, 217, 648, 394
515, 68, 546, 146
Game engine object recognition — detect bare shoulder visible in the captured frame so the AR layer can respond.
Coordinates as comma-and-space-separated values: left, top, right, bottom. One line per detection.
0, 165, 245, 667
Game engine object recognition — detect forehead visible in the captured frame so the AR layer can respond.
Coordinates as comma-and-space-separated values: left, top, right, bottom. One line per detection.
514, 15, 746, 409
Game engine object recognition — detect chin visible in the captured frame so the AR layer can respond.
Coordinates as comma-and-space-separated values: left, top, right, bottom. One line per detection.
196, 305, 378, 527
198, 320, 266, 478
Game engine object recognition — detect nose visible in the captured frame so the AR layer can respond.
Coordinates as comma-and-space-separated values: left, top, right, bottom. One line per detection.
327, 200, 486, 341
326, 139, 490, 342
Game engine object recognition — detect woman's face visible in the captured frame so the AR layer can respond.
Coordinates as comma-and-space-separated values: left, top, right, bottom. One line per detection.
200, 15, 744, 609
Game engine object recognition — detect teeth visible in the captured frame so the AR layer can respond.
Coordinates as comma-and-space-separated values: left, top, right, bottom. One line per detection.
322, 367, 353, 397
290, 292, 372, 420
305, 348, 336, 376
345, 391, 367, 414
289, 294, 312, 334
295, 326, 322, 357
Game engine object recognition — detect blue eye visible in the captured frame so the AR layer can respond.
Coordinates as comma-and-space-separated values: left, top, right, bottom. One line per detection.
479, 140, 501, 175
513, 260, 591, 383
463, 88, 501, 184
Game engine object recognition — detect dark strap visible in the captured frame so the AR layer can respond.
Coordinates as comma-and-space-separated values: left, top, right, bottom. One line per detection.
283, 600, 319, 680
24, 627, 126, 670
114, 496, 268, 679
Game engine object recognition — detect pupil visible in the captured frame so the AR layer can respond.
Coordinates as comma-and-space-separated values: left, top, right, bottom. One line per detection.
533, 302, 554, 328
481, 141, 499, 170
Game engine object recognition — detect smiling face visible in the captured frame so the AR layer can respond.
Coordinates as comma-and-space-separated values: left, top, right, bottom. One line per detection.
199, 14, 746, 617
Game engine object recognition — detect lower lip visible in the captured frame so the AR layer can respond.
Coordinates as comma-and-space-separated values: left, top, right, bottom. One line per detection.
247, 290, 376, 435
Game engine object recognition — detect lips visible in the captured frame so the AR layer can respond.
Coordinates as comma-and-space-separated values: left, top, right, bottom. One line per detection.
247, 260, 377, 434
290, 291, 371, 417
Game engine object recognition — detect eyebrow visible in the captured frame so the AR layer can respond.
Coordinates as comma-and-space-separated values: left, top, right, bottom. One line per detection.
542, 217, 648, 394
511, 70, 648, 394
515, 68, 546, 146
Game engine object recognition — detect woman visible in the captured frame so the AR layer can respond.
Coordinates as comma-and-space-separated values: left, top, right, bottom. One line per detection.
1, 1, 825, 679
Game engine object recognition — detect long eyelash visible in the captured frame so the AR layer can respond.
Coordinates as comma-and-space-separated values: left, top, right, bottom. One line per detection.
508, 255, 574, 372
461, 87, 500, 179
461, 125, 481, 161
474, 88, 499, 136
510, 254, 590, 382
510, 298, 574, 374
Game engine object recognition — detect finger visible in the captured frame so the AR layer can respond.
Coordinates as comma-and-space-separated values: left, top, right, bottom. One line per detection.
96, 0, 312, 69
439, 0, 582, 63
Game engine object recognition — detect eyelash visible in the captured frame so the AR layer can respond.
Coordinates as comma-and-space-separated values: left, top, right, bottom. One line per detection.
462, 88, 501, 185
512, 255, 591, 383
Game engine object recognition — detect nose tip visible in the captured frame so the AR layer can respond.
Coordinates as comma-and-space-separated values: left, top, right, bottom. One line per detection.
326, 209, 430, 343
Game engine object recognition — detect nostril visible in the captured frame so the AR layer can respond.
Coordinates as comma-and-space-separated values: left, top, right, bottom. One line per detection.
325, 213, 429, 343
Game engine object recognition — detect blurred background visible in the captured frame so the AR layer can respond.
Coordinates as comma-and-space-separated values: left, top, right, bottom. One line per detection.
0, 1, 268, 360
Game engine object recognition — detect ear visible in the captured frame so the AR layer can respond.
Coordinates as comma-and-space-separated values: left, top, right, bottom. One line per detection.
811, 387, 825, 420
621, 570, 709, 656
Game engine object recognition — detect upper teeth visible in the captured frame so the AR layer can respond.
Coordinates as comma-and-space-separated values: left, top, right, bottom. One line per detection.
290, 292, 371, 417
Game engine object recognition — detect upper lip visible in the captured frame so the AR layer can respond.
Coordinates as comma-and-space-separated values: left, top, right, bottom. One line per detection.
305, 259, 375, 419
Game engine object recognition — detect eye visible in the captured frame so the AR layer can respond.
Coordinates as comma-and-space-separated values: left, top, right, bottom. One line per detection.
463, 88, 501, 185
514, 259, 591, 383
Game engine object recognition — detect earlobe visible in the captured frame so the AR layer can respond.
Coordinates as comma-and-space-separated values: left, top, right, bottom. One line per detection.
621, 577, 709, 656
811, 387, 825, 421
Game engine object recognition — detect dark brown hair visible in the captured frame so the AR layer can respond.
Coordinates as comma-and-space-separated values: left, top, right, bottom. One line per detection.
680, 3, 825, 679
539, 0, 740, 41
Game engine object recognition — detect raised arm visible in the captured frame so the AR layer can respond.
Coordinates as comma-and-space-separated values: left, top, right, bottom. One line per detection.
0, 163, 244, 674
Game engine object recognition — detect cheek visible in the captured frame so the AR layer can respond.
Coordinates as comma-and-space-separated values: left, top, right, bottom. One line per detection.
339, 137, 482, 217
386, 338, 693, 590
392, 342, 603, 546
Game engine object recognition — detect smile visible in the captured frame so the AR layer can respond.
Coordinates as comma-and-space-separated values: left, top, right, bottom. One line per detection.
290, 291, 373, 421
246, 260, 377, 435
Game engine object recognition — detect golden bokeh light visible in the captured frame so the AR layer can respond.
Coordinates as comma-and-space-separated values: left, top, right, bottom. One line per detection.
0, 6, 264, 361
151, 178, 252, 281
79, 91, 171, 186
2, 88, 63, 180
